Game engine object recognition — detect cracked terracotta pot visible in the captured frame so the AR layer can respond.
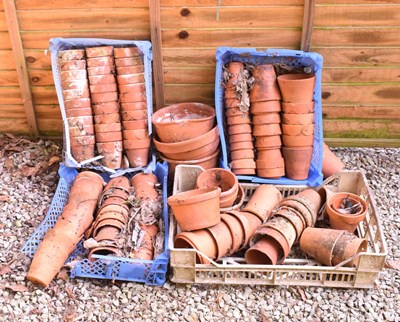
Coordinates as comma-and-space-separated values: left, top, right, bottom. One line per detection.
252, 113, 281, 125
196, 168, 239, 208
59, 49, 85, 61
174, 230, 217, 264
91, 92, 118, 104
87, 66, 115, 76
326, 192, 368, 233
277, 73, 316, 103
120, 101, 147, 111
60, 60, 86, 71
152, 103, 215, 143
228, 123, 252, 135
282, 134, 313, 147
282, 101, 314, 114
251, 100, 281, 114
87, 56, 114, 67
331, 231, 368, 267
116, 65, 144, 75
122, 119, 147, 130
282, 124, 314, 136
88, 74, 116, 85
322, 142, 345, 179
85, 46, 113, 58
94, 122, 122, 133
207, 220, 233, 260
92, 102, 119, 115
221, 213, 245, 255
245, 236, 281, 265
168, 188, 221, 231
282, 147, 313, 180
230, 149, 255, 160
93, 113, 120, 124
250, 64, 281, 102
255, 135, 282, 149
96, 141, 123, 169
121, 110, 148, 121
242, 185, 282, 221
282, 113, 314, 125
114, 47, 142, 58
64, 98, 91, 109
253, 124, 282, 136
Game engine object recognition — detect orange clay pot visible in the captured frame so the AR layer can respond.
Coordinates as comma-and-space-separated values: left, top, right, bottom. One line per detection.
115, 57, 143, 67
131, 173, 158, 200
88, 246, 121, 262
252, 113, 281, 125
85, 46, 113, 58
232, 168, 256, 175
245, 236, 281, 265
118, 83, 146, 94
123, 138, 150, 150
122, 119, 147, 130
61, 70, 87, 83
242, 185, 282, 221
230, 149, 255, 160
71, 144, 95, 162
60, 60, 86, 71
69, 124, 94, 138
207, 220, 233, 260
96, 141, 123, 169
91, 92, 118, 104
256, 167, 285, 179
94, 123, 122, 133
282, 101, 314, 114
253, 124, 282, 136
62, 79, 89, 90
228, 123, 252, 135
64, 98, 91, 109
114, 47, 142, 58
160, 137, 219, 161
93, 113, 120, 124
92, 102, 119, 115
225, 108, 250, 117
152, 103, 215, 143
322, 142, 345, 179
230, 141, 254, 152
231, 159, 256, 170
95, 131, 123, 143
277, 73, 316, 103
86, 56, 114, 67
121, 110, 148, 121
226, 114, 251, 126
282, 134, 314, 147
125, 148, 150, 168
331, 231, 368, 267
65, 108, 92, 118
227, 211, 262, 250
70, 135, 95, 147
94, 226, 121, 242
120, 101, 147, 111
130, 224, 158, 260
87, 65, 115, 76
90, 83, 118, 94
88, 74, 116, 85
123, 129, 148, 140
256, 158, 285, 169
174, 230, 217, 264
221, 213, 245, 255
250, 64, 281, 102
282, 113, 314, 125
229, 133, 253, 143
282, 147, 313, 180
255, 135, 282, 149
168, 188, 221, 231
224, 98, 241, 108
250, 225, 289, 260
59, 49, 85, 61
251, 100, 281, 114
273, 207, 305, 243
116, 65, 144, 75
256, 148, 283, 161
264, 216, 297, 249
63, 88, 90, 101
282, 124, 314, 136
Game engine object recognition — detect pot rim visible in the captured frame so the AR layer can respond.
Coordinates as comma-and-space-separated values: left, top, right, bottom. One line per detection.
168, 187, 221, 206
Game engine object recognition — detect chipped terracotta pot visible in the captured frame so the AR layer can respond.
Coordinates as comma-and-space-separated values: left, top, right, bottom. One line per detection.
282, 124, 314, 136
115, 57, 143, 67
121, 110, 148, 121
122, 119, 147, 130
256, 167, 285, 179
230, 149, 255, 160
251, 100, 281, 114
116, 65, 144, 75
277, 73, 316, 103
123, 129, 148, 140
95, 131, 123, 143
64, 98, 91, 109
96, 141, 123, 169
256, 158, 285, 169
168, 188, 221, 231
228, 123, 252, 135
87, 65, 115, 76
322, 142, 345, 179
88, 74, 116, 85
65, 107, 92, 118
85, 46, 113, 58
282, 113, 314, 125
252, 113, 281, 125
152, 103, 216, 143
250, 225, 289, 259
120, 101, 147, 111
119, 91, 147, 103
87, 56, 114, 67
59, 49, 85, 61
250, 64, 281, 102
229, 141, 254, 151
63, 88, 90, 101
221, 213, 245, 255
282, 134, 313, 147
282, 101, 314, 114
326, 192, 368, 233
331, 231, 368, 267
92, 102, 120, 115
196, 168, 239, 208
255, 135, 282, 149
229, 133, 253, 144
91, 92, 118, 104
245, 236, 281, 265
61, 69, 87, 83
174, 229, 217, 264
60, 60, 86, 71
93, 113, 120, 124
282, 147, 313, 180
114, 47, 142, 58
226, 114, 251, 125
62, 79, 89, 90
117, 73, 145, 85
207, 220, 233, 260
253, 124, 282, 136
227, 211, 262, 249
94, 123, 122, 133
242, 185, 282, 221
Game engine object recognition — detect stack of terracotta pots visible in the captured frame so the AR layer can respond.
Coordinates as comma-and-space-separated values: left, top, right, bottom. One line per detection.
246, 189, 322, 265
224, 62, 256, 175
249, 64, 285, 179
60, 49, 95, 162
115, 47, 150, 167
86, 46, 122, 169
27, 171, 104, 286
171, 182, 282, 264
152, 103, 220, 176
277, 73, 316, 180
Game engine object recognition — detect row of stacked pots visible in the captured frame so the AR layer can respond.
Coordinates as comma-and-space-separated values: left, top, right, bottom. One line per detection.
59, 46, 149, 169
224, 61, 316, 180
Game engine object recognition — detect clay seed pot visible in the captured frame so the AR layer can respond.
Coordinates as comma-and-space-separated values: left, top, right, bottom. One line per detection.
229, 133, 253, 144
88, 74, 117, 85
256, 148, 283, 162
121, 110, 148, 121
116, 65, 144, 75
94, 123, 122, 133
226, 114, 251, 126
264, 216, 297, 249
229, 141, 254, 152
123, 129, 148, 140
122, 119, 147, 130
242, 185, 282, 221
221, 213, 245, 255
255, 135, 282, 149
65, 107, 92, 118
250, 225, 289, 260
62, 79, 89, 90
91, 92, 118, 104
120, 101, 147, 111
64, 98, 91, 109
87, 56, 114, 67
231, 159, 256, 170
207, 221, 233, 260
93, 113, 120, 124
257, 167, 285, 179
117, 73, 145, 85
282, 147, 313, 180
174, 230, 217, 264
60, 60, 86, 71
230, 149, 255, 160
95, 131, 123, 143
59, 49, 85, 61
277, 73, 316, 103
252, 113, 281, 125
245, 236, 281, 265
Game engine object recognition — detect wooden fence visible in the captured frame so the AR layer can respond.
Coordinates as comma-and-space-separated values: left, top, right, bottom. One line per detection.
0, 0, 399, 146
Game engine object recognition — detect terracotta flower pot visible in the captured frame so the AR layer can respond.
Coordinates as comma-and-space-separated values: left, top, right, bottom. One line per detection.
117, 73, 145, 85
59, 49, 85, 61
225, 62, 244, 87
277, 73, 316, 103
114, 47, 142, 58
326, 192, 368, 233
282, 134, 313, 147
96, 141, 123, 169
91, 92, 118, 104
63, 88, 90, 101
104, 176, 130, 192
85, 46, 113, 58
123, 129, 148, 140
196, 168, 239, 208
290, 189, 322, 221
71, 144, 95, 162
168, 188, 221, 231
282, 147, 313, 180
122, 119, 147, 130
65, 107, 92, 118
88, 74, 116, 85
94, 122, 122, 133
228, 123, 252, 135
225, 108, 250, 117
90, 83, 118, 94
69, 124, 94, 137
282, 101, 314, 114
273, 207, 305, 242
265, 216, 297, 249
88, 246, 121, 262
174, 230, 217, 264
224, 89, 238, 99
131, 172, 158, 187
300, 227, 346, 266
120, 101, 147, 111
322, 142, 345, 179
256, 148, 283, 161
207, 220, 233, 260
250, 225, 289, 259
257, 167, 285, 179
253, 124, 282, 136
115, 57, 142, 67
120, 91, 147, 103
70, 135, 95, 147
87, 56, 114, 67
60, 60, 86, 71
62, 79, 89, 90
242, 185, 282, 221
116, 65, 144, 75
224, 98, 241, 108
251, 100, 281, 114
95, 226, 121, 242
255, 135, 282, 149
131, 177, 158, 201
230, 149, 255, 160
245, 236, 281, 265
68, 115, 93, 128
159, 137, 219, 161
61, 70, 87, 83
229, 133, 252, 144
92, 102, 119, 115
282, 124, 314, 136
279, 199, 314, 228
250, 64, 281, 102
226, 114, 251, 126
231, 159, 256, 170
331, 232, 368, 267
130, 224, 158, 260
121, 110, 148, 121
282, 113, 314, 125
221, 184, 245, 213
123, 138, 150, 149
232, 168, 256, 175
93, 113, 120, 124
118, 83, 146, 94
256, 158, 285, 170
230, 141, 254, 151
95, 131, 123, 143
125, 146, 150, 167
227, 211, 262, 250
87, 66, 115, 76
64, 98, 91, 109
252, 113, 281, 125
221, 213, 245, 255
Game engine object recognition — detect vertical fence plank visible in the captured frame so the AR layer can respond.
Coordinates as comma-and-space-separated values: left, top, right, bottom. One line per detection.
301, 0, 315, 52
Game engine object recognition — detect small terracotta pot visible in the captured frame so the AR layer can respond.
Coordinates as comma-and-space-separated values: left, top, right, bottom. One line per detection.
174, 230, 217, 264
91, 92, 118, 104
224, 98, 241, 108
229, 133, 252, 143
68, 115, 93, 128
61, 69, 87, 82
250, 225, 289, 260
87, 56, 114, 67
221, 184, 245, 213
59, 49, 85, 61
63, 88, 90, 100
160, 138, 219, 161
95, 226, 121, 242
225, 62, 244, 87
290, 189, 322, 221
120, 101, 147, 111
85, 46, 113, 58
322, 142, 345, 179
115, 57, 143, 67
116, 65, 144, 75
64, 98, 91, 109
118, 83, 146, 94
282, 113, 314, 125
94, 123, 122, 133
227, 211, 262, 249
92, 102, 119, 115
225, 108, 250, 117
221, 213, 245, 255
265, 216, 297, 249
279, 199, 314, 228
121, 110, 148, 121
282, 124, 314, 136
117, 73, 145, 85
257, 167, 285, 179
326, 192, 368, 233
207, 220, 233, 260
104, 176, 130, 191
88, 74, 116, 85
69, 124, 94, 137
228, 123, 252, 135
226, 114, 251, 126
66, 107, 92, 118
88, 246, 120, 262
123, 129, 148, 140
152, 103, 215, 143
242, 185, 282, 221
256, 148, 283, 162
251, 100, 281, 114
253, 124, 282, 136
92, 218, 125, 238
168, 188, 221, 231
95, 131, 123, 143
282, 101, 314, 114
224, 89, 238, 99
96, 141, 123, 169
70, 135, 95, 147
252, 113, 281, 125
300, 227, 346, 266
60, 60, 86, 71
87, 66, 115, 76
273, 207, 305, 242
245, 236, 281, 265
90, 83, 118, 94
114, 47, 142, 58
123, 138, 150, 149
196, 168, 239, 208
256, 158, 285, 170
230, 149, 255, 160
277, 73, 316, 103
62, 79, 89, 90
255, 135, 282, 148
230, 141, 254, 151
232, 168, 256, 175
231, 159, 256, 170
250, 64, 281, 102
93, 113, 120, 124
282, 134, 313, 147
122, 119, 147, 130
282, 147, 313, 180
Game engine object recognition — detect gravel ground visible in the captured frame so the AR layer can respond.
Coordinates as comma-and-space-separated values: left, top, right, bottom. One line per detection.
0, 134, 399, 322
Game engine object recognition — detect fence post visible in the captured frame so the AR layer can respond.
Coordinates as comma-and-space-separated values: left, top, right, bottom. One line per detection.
301, 0, 316, 52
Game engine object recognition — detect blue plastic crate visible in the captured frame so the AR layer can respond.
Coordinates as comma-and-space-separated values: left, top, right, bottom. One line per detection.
215, 47, 324, 186
21, 162, 170, 286
49, 38, 155, 175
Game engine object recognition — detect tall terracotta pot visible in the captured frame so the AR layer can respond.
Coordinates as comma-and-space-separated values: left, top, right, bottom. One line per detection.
277, 73, 315, 103
322, 142, 345, 178
282, 147, 313, 180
